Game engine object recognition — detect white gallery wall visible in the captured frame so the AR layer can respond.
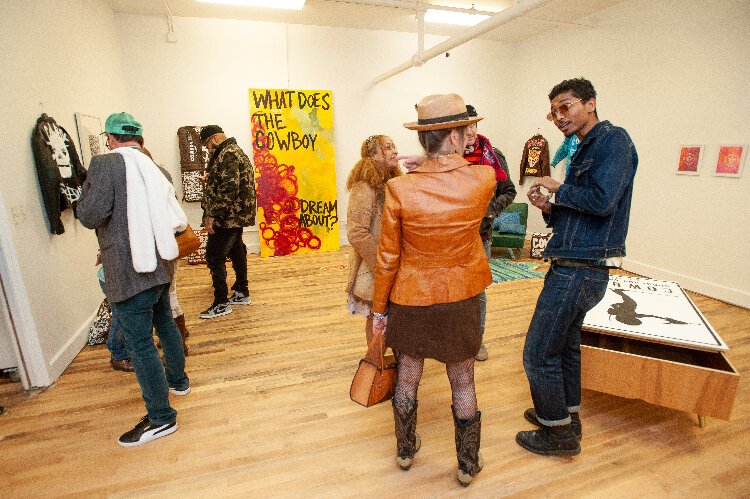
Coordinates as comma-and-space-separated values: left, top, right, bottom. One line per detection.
0, 0, 130, 385
113, 13, 514, 237
505, 0, 750, 307
0, 0, 747, 386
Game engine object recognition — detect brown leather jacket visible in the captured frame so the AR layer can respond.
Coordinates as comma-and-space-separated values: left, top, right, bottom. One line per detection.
372, 154, 495, 312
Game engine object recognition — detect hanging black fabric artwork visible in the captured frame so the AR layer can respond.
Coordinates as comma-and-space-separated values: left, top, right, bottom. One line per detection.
177, 126, 209, 202
519, 133, 550, 184
31, 114, 87, 234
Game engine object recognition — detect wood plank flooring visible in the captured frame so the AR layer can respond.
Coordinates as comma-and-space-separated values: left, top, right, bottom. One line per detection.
1, 247, 749, 497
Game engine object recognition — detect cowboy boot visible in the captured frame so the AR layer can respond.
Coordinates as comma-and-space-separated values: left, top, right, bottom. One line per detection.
453, 406, 483, 487
174, 314, 189, 356
392, 398, 421, 470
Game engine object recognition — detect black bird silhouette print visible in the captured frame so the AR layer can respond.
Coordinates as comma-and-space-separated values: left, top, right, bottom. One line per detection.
607, 289, 690, 326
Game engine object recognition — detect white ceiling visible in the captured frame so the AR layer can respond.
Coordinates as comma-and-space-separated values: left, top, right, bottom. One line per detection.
105, 0, 625, 42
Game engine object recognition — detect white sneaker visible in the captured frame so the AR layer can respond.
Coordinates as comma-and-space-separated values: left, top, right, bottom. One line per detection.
169, 385, 191, 396
228, 291, 251, 305
199, 302, 232, 319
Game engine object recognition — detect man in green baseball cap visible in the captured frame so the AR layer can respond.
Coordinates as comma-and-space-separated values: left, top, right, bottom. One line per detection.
104, 112, 142, 136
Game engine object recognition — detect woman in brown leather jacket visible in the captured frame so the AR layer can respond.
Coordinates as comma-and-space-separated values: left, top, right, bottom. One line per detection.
371, 94, 495, 487
345, 135, 402, 345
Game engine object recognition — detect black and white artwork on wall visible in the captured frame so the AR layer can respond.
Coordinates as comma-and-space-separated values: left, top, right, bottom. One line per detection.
74, 113, 106, 167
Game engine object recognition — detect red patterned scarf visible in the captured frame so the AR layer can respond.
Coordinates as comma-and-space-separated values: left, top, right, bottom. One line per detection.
464, 134, 507, 182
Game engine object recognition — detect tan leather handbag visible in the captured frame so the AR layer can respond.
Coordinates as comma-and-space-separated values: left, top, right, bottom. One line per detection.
350, 334, 397, 407
175, 224, 202, 259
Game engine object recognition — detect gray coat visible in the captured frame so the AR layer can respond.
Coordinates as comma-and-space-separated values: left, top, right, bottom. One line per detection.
76, 150, 174, 303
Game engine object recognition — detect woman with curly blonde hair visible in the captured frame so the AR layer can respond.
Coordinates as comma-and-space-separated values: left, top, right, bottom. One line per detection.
345, 135, 402, 345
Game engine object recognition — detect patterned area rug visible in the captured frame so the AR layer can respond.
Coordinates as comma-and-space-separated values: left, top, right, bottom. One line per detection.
489, 258, 546, 283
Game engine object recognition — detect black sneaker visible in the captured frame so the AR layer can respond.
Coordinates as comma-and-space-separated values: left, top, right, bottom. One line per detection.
118, 415, 178, 447
228, 291, 251, 305
516, 425, 580, 456
524, 408, 582, 441
198, 302, 232, 319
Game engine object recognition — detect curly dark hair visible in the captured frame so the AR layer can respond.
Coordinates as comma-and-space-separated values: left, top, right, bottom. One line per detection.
549, 78, 598, 117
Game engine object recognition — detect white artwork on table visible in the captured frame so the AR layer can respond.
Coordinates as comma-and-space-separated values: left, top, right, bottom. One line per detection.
583, 275, 727, 352
74, 113, 106, 167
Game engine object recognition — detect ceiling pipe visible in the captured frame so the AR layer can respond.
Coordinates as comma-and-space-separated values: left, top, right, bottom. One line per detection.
373, 0, 554, 84
416, 2, 424, 61
162, 0, 177, 43
329, 0, 496, 16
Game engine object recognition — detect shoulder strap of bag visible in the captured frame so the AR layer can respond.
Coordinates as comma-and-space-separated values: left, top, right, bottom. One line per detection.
364, 333, 386, 369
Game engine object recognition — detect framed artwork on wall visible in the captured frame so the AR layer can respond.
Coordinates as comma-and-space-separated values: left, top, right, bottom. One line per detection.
675, 144, 703, 175
714, 144, 746, 177
74, 113, 106, 168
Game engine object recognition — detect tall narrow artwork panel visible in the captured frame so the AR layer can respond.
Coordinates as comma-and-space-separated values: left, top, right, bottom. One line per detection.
249, 88, 339, 257
177, 126, 209, 202
74, 113, 106, 167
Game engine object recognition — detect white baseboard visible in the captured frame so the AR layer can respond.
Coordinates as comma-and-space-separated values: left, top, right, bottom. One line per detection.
46, 310, 96, 384
623, 259, 750, 309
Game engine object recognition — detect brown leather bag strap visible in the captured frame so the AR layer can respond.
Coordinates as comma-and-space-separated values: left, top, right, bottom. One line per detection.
364, 333, 386, 368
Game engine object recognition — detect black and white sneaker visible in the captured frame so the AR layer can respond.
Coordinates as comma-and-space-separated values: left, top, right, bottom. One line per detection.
198, 302, 232, 319
228, 291, 252, 305
169, 385, 191, 396
118, 415, 178, 447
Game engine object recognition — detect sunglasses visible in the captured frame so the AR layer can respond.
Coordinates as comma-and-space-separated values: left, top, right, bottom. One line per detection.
546, 98, 583, 121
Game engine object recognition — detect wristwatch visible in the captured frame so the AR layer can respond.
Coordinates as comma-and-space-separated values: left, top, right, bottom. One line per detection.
373, 311, 387, 320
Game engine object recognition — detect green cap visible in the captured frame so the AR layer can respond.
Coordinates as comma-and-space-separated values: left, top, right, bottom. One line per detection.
104, 112, 142, 136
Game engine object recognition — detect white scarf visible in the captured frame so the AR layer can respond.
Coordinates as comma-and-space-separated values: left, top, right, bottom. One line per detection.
114, 147, 187, 273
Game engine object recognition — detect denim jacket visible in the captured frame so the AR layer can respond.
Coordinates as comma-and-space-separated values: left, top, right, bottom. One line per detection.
543, 120, 638, 260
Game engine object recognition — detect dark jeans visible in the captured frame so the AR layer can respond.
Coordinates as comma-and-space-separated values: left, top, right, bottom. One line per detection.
99, 280, 129, 361
522, 263, 609, 426
205, 227, 248, 304
111, 283, 189, 425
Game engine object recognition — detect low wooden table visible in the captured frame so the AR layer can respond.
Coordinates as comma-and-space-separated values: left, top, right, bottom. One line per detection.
580, 276, 739, 424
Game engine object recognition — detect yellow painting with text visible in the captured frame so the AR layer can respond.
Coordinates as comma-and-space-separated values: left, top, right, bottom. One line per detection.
249, 88, 339, 257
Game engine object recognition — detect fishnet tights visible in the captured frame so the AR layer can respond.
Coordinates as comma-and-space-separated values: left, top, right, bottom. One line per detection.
393, 354, 477, 419
446, 357, 477, 420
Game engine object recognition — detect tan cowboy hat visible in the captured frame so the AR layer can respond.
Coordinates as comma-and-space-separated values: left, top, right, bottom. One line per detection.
404, 93, 484, 131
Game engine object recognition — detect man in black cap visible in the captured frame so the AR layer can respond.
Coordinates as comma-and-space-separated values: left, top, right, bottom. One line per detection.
463, 104, 517, 361
198, 125, 257, 319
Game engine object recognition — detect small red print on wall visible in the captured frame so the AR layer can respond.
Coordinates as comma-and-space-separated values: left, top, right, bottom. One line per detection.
677, 146, 701, 174
715, 145, 745, 176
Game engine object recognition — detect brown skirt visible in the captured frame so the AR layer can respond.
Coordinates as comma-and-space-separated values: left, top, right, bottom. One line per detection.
385, 294, 482, 363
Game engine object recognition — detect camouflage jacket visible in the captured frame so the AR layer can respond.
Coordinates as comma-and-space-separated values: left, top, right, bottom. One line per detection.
202, 138, 256, 228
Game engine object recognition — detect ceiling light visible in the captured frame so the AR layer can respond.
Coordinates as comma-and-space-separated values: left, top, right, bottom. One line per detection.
424, 9, 490, 26
195, 0, 306, 10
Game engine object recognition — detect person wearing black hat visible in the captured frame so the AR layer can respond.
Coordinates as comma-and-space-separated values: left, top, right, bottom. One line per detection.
463, 104, 517, 361
198, 125, 257, 319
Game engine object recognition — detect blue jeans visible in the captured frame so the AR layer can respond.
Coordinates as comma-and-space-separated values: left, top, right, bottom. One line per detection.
205, 227, 248, 304
111, 283, 189, 425
99, 280, 129, 361
522, 264, 609, 426
479, 238, 492, 337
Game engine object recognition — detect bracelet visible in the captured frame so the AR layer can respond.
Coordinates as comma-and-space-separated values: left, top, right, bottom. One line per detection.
373, 312, 387, 320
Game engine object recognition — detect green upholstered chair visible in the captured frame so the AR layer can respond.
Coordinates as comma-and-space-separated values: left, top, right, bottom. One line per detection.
491, 202, 528, 259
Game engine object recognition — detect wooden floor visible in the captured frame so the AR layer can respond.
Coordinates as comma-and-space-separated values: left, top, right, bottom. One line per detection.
1, 247, 749, 497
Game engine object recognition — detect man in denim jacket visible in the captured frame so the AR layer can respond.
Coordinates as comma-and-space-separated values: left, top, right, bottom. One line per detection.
516, 78, 638, 456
